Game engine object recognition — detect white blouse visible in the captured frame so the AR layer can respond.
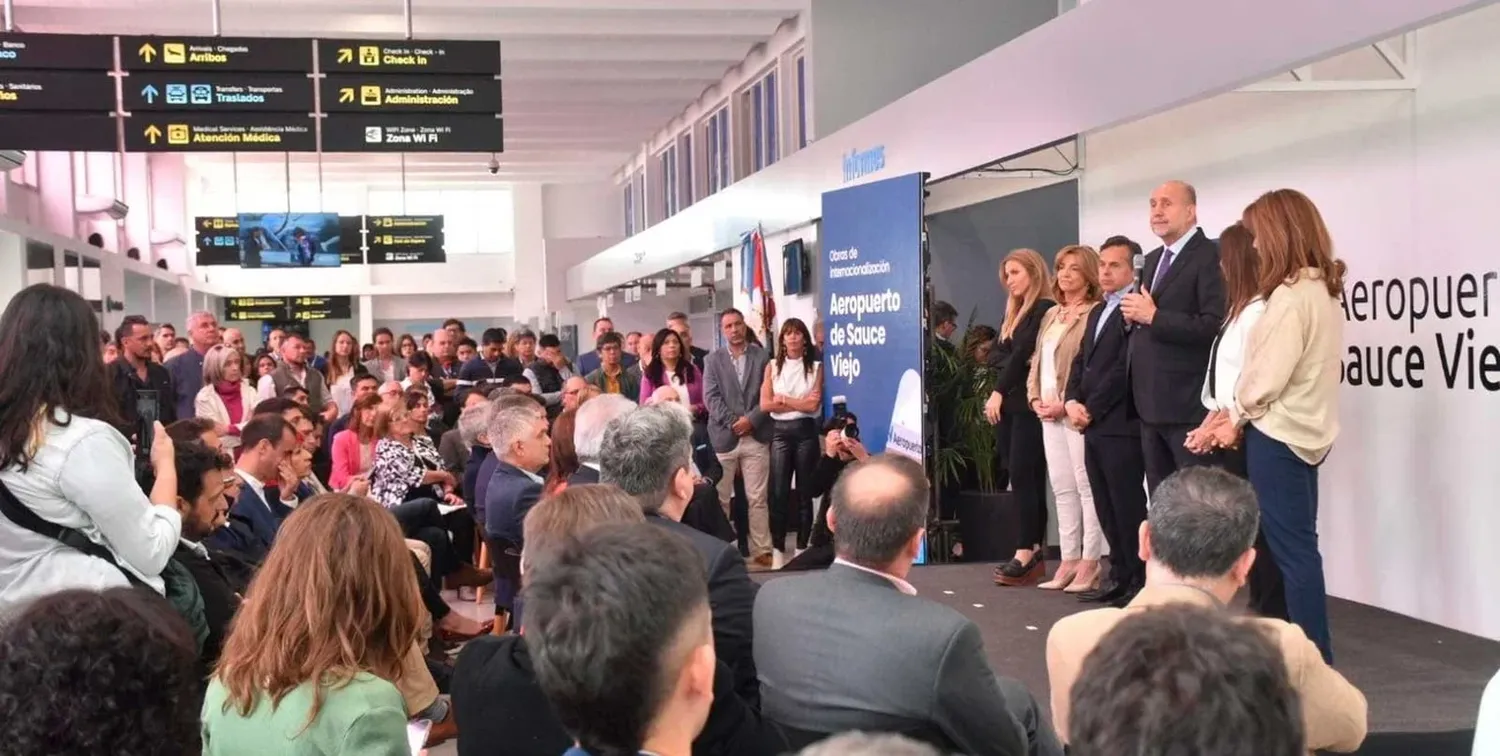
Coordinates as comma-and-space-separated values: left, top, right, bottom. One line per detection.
1202, 299, 1267, 413
770, 360, 820, 421
0, 413, 181, 612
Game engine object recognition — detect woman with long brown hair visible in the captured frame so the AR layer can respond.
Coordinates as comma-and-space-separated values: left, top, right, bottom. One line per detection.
761, 317, 823, 558
1206, 189, 1346, 664
1185, 223, 1285, 621
1026, 245, 1105, 593
323, 329, 359, 417
542, 408, 581, 495
986, 249, 1056, 587
330, 393, 382, 491
203, 493, 419, 754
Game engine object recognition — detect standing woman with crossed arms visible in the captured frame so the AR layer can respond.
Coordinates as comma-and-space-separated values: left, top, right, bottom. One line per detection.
986, 249, 1056, 587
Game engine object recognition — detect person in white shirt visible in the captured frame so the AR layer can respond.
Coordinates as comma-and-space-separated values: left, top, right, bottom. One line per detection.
761, 318, 823, 557
1185, 222, 1284, 622
0, 284, 183, 612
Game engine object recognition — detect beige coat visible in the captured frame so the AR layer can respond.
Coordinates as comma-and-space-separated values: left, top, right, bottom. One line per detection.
1046, 584, 1367, 753
1026, 302, 1096, 408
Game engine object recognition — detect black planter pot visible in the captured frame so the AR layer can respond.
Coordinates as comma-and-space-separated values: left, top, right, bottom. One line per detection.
955, 490, 1018, 562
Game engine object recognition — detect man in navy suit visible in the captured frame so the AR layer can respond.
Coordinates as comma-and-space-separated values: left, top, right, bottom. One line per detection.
483, 395, 551, 624
601, 402, 760, 708
206, 414, 300, 560
1066, 237, 1150, 607
569, 394, 637, 487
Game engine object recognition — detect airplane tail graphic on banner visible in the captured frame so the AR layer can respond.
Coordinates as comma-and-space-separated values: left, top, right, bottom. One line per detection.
740, 226, 776, 344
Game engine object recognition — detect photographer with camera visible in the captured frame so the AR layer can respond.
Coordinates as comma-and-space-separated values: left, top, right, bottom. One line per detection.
780, 410, 869, 572
0, 285, 185, 613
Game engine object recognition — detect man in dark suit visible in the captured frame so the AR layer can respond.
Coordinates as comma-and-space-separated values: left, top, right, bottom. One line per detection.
483, 396, 550, 625
1066, 237, 1151, 606
754, 455, 1059, 756
206, 414, 300, 560
170, 440, 251, 674
600, 402, 760, 709
459, 327, 525, 385
569, 394, 636, 487
702, 308, 774, 566
1120, 180, 1226, 493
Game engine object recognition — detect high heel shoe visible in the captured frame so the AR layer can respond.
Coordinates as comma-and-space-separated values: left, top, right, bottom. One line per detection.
1064, 560, 1102, 594
1039, 559, 1080, 590
994, 551, 1046, 587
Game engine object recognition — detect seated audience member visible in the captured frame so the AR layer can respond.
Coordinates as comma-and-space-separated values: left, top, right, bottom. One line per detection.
483, 398, 551, 623
1066, 604, 1306, 756
0, 285, 183, 612
754, 455, 1057, 756
542, 408, 582, 495
799, 733, 941, 756
169, 440, 248, 671
205, 414, 300, 560
167, 416, 222, 451
1046, 467, 1365, 752
780, 415, 869, 572
459, 401, 495, 506
318, 369, 380, 482
281, 385, 310, 406
0, 588, 201, 756
330, 393, 382, 491
202, 494, 419, 755
584, 331, 640, 401
402, 351, 440, 407
680, 421, 736, 543
460, 327, 524, 383
525, 333, 573, 417
527, 522, 718, 756
570, 394, 636, 485
474, 392, 547, 526
369, 391, 487, 593
562, 376, 590, 413
600, 403, 759, 708
378, 379, 405, 410
195, 344, 259, 451
442, 388, 491, 474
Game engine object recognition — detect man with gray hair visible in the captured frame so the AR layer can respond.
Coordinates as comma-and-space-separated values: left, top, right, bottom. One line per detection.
754, 455, 1057, 756
480, 394, 550, 626
163, 309, 221, 421
600, 402, 760, 708
570, 394, 636, 486
1047, 467, 1365, 752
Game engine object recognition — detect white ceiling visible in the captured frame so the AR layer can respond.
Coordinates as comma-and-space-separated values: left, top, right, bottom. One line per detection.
14, 0, 804, 186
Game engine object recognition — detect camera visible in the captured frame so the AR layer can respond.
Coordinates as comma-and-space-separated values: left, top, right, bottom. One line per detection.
487, 156, 500, 175
830, 395, 860, 441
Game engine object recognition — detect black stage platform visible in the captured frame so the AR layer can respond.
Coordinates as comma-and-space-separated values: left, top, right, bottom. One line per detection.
758, 562, 1499, 736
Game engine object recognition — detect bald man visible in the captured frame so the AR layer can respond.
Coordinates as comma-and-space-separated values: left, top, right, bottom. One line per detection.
221, 327, 246, 355
1119, 180, 1226, 499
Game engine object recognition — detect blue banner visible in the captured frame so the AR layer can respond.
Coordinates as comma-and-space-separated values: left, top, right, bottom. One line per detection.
820, 172, 926, 463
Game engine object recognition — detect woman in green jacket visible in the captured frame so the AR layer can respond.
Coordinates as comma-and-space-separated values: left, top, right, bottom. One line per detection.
202, 493, 422, 755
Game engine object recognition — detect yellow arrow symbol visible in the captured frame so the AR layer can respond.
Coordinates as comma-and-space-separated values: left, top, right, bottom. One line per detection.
143, 124, 162, 144
338, 87, 354, 103
138, 42, 157, 62
337, 48, 353, 64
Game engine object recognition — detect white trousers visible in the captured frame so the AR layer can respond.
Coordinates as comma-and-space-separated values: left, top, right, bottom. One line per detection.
1041, 419, 1106, 560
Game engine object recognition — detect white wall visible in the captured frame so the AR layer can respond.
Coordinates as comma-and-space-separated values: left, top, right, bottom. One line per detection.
1079, 6, 1500, 639
543, 182, 623, 239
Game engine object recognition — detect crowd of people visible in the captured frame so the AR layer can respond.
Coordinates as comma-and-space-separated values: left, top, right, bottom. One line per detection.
0, 179, 1473, 756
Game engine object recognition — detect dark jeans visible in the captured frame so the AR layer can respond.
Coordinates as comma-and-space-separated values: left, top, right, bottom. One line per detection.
1000, 410, 1048, 550
770, 417, 819, 551
390, 498, 460, 584
1220, 446, 1288, 621
1246, 424, 1332, 663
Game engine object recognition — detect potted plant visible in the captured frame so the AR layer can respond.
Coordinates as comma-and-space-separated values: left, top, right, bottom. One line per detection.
927, 313, 1015, 561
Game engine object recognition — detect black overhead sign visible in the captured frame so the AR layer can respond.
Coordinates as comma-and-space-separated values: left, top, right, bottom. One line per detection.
366, 215, 446, 264
126, 114, 317, 152
0, 114, 117, 152
321, 74, 502, 114
225, 296, 353, 322
125, 73, 314, 113
323, 113, 503, 153
0, 71, 116, 112
195, 216, 241, 266
0, 33, 115, 71
121, 36, 313, 73
318, 39, 501, 76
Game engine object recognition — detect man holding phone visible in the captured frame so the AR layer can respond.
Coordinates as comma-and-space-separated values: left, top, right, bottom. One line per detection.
112, 314, 177, 442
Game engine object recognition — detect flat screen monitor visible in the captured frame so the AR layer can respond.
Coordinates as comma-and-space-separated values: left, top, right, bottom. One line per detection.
237, 212, 342, 268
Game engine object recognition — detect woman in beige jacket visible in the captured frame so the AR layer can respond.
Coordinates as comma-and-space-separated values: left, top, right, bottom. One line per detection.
193, 345, 260, 452
1027, 244, 1106, 593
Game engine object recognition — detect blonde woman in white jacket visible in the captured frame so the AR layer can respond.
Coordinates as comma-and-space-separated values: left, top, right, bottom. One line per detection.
194, 344, 260, 451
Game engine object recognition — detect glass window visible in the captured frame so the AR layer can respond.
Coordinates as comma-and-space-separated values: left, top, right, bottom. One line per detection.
766, 70, 778, 165
680, 133, 694, 206
624, 182, 635, 237
660, 144, 679, 219
705, 106, 731, 195
751, 81, 764, 172
796, 56, 807, 149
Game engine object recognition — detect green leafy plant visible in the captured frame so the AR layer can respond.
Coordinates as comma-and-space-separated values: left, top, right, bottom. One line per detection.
928, 311, 997, 493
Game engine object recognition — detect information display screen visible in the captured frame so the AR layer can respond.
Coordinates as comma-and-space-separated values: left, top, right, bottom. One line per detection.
365, 215, 446, 264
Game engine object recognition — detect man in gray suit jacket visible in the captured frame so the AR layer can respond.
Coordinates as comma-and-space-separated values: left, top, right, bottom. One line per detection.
755, 456, 1061, 756
702, 308, 775, 567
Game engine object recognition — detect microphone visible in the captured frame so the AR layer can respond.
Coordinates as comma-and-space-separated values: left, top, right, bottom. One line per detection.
1132, 252, 1146, 290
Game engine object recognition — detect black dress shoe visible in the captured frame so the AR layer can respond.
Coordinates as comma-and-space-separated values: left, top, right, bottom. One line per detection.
1076, 581, 1125, 604
1109, 584, 1142, 609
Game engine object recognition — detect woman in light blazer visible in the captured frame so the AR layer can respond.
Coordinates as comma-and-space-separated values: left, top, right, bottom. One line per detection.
194, 344, 259, 452
1026, 245, 1105, 593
